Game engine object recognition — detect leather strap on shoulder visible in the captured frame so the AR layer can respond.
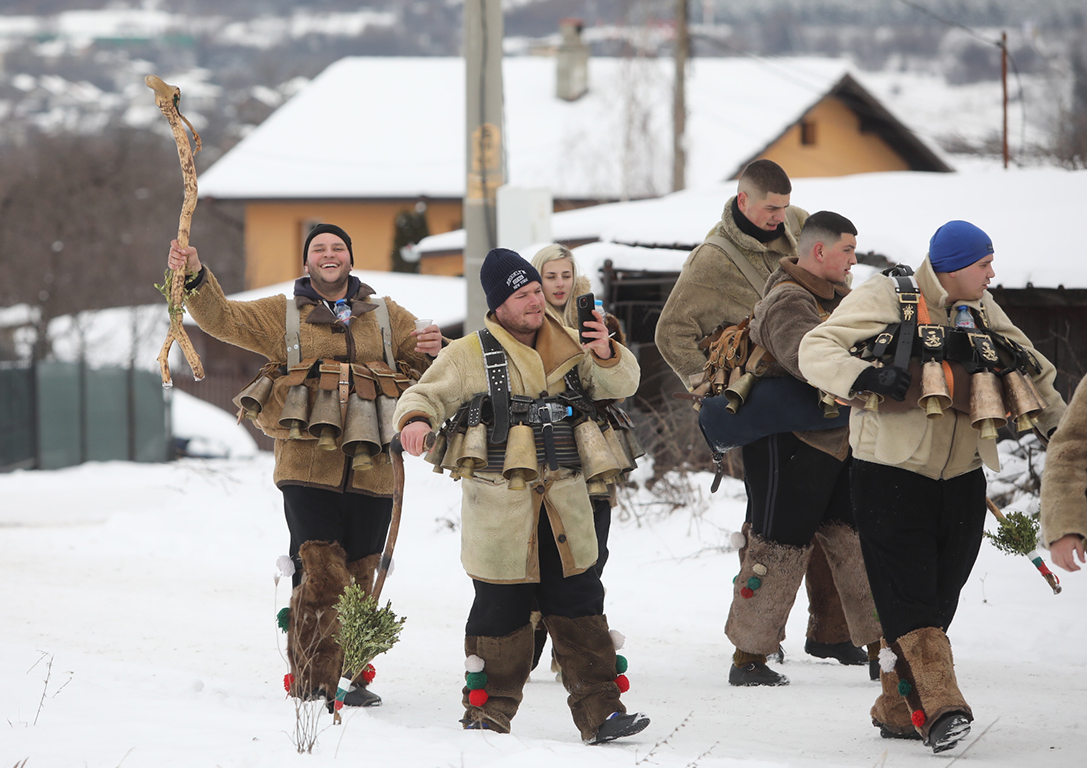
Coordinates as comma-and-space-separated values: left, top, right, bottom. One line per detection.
477, 329, 512, 444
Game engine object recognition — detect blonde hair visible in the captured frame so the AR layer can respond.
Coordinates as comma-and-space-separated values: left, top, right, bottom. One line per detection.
532, 243, 579, 306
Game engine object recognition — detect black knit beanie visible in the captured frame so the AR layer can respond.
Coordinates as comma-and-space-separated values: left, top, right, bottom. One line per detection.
303, 223, 353, 266
480, 248, 542, 312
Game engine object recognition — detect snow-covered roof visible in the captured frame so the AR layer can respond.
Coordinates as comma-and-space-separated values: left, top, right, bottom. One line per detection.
199, 55, 923, 202
422, 165, 1087, 292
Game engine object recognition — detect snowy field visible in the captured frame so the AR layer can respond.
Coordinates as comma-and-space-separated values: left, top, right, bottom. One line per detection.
3, 401, 1086, 768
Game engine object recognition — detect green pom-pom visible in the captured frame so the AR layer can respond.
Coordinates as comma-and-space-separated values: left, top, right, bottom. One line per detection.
276, 607, 290, 633
615, 655, 628, 674
746, 576, 762, 590
465, 671, 488, 690
897, 679, 912, 696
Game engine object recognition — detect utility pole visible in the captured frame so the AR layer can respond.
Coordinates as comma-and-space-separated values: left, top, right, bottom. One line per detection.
673, 0, 688, 192
464, 0, 506, 334
1001, 31, 1009, 169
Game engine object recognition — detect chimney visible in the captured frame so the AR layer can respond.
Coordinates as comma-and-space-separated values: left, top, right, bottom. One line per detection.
556, 18, 589, 101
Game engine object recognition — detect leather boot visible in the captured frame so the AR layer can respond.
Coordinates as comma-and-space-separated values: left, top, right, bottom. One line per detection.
812, 522, 882, 649
889, 627, 973, 751
871, 639, 921, 740
287, 540, 351, 701
343, 553, 384, 706
805, 537, 853, 647
462, 624, 534, 734
726, 534, 811, 656
544, 614, 625, 741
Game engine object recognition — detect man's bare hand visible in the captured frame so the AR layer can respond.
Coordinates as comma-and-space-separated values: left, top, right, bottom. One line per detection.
1050, 534, 1086, 572
411, 324, 442, 357
581, 310, 613, 360
399, 420, 433, 457
168, 239, 202, 275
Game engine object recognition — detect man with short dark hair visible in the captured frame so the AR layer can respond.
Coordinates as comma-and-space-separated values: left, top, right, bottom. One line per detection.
723, 211, 882, 687
395, 248, 649, 743
656, 160, 867, 683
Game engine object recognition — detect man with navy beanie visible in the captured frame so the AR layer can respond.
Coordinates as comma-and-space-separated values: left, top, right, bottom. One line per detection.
394, 247, 650, 743
799, 221, 1066, 753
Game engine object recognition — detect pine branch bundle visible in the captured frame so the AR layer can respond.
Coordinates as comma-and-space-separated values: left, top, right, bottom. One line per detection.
335, 584, 406, 678
984, 509, 1040, 556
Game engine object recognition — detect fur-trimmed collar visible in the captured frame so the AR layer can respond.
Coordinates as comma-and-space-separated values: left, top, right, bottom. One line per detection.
484, 312, 583, 392
714, 195, 797, 255
777, 257, 851, 301
293, 275, 378, 323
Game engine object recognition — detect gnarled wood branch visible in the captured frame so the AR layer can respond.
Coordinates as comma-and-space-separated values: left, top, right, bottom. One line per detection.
147, 74, 205, 386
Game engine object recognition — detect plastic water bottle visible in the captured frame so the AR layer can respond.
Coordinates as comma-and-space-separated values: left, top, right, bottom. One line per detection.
334, 299, 351, 324
953, 305, 975, 329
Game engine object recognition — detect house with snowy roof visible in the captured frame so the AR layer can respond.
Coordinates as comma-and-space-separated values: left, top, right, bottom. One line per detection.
199, 48, 950, 287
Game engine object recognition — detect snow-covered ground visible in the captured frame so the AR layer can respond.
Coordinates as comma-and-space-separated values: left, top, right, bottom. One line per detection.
3, 404, 1085, 767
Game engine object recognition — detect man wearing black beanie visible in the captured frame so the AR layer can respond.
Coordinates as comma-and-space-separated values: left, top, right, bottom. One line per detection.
394, 248, 650, 744
167, 224, 442, 711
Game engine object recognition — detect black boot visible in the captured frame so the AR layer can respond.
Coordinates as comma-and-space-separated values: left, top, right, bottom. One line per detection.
926, 712, 971, 753
729, 661, 789, 687
342, 685, 382, 707
804, 638, 867, 665
589, 711, 650, 744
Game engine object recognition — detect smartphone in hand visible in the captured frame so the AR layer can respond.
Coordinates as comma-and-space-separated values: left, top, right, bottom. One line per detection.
576, 292, 596, 344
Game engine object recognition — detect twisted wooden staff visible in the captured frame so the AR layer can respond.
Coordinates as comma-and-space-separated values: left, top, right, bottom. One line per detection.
146, 74, 205, 386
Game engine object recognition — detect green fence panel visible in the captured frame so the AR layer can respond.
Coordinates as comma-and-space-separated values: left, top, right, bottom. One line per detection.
85, 367, 129, 462
133, 370, 170, 463
36, 361, 82, 470
0, 364, 35, 471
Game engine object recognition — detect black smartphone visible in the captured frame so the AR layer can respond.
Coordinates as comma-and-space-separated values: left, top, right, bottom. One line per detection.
576, 292, 596, 344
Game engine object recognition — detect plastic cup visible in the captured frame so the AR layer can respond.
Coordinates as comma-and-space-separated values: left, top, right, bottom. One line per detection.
414, 318, 433, 332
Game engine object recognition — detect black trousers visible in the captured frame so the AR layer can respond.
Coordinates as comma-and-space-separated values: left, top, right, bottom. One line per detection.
851, 460, 987, 643
592, 496, 612, 576
741, 432, 853, 547
466, 505, 606, 638
281, 484, 393, 589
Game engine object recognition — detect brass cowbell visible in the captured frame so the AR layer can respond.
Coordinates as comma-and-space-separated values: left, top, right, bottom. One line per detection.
1001, 369, 1043, 433
968, 371, 1007, 440
502, 424, 539, 490
918, 361, 953, 419
235, 375, 273, 421
279, 384, 311, 440
341, 394, 382, 471
457, 423, 489, 478
574, 420, 622, 495
308, 388, 343, 451
724, 368, 756, 414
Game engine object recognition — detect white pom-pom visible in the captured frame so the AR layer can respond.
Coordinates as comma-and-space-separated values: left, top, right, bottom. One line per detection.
276, 555, 296, 578
465, 655, 485, 673
609, 630, 626, 650
730, 531, 746, 550
878, 646, 897, 674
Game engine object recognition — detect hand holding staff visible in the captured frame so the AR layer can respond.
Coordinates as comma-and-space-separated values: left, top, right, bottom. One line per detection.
146, 74, 205, 386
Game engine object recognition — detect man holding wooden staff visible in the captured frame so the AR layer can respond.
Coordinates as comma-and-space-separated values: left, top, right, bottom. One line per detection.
167, 224, 441, 709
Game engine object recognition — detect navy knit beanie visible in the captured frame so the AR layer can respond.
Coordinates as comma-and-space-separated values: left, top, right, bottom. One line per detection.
929, 220, 993, 273
480, 248, 542, 312
303, 223, 353, 266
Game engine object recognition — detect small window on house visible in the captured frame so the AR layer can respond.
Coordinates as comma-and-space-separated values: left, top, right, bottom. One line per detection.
800, 120, 817, 146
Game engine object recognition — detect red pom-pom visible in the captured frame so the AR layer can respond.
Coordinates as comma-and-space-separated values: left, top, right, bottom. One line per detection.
468, 688, 489, 707
740, 587, 754, 599
362, 664, 376, 684
334, 700, 344, 711
615, 674, 630, 693
911, 710, 926, 727
283, 673, 294, 694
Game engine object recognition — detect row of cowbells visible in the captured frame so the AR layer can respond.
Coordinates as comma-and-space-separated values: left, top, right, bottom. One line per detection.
860, 362, 1046, 440
234, 375, 399, 471
423, 419, 645, 492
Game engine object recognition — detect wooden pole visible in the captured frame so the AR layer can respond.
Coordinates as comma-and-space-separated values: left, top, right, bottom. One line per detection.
673, 0, 688, 192
1001, 31, 1009, 169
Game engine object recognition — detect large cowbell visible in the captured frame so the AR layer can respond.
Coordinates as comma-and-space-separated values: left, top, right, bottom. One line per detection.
308, 388, 343, 450
279, 384, 311, 440
234, 375, 274, 421
341, 394, 382, 470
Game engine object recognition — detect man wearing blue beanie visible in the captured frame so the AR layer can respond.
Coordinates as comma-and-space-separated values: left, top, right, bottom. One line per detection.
799, 221, 1066, 753
393, 248, 650, 743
